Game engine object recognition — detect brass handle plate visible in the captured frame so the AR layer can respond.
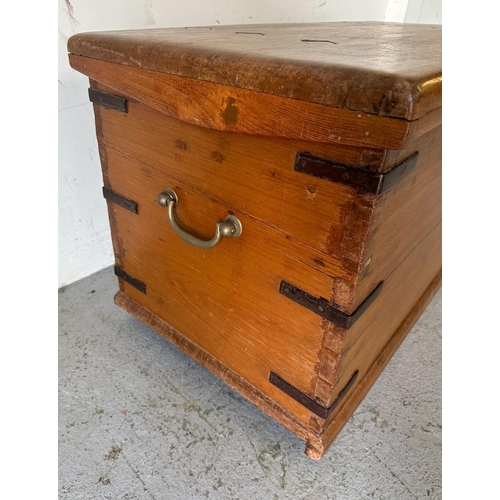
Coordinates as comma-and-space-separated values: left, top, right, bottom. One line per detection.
157, 188, 242, 249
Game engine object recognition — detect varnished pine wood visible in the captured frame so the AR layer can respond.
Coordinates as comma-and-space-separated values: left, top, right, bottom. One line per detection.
92, 82, 441, 315
70, 55, 412, 149
93, 87, 441, 458
103, 140, 441, 454
308, 268, 442, 458
337, 125, 442, 311
91, 81, 390, 170
93, 80, 441, 453
114, 290, 321, 447
103, 145, 334, 413
111, 234, 441, 460
92, 81, 375, 294
68, 22, 441, 120
69, 24, 442, 459
313, 222, 441, 410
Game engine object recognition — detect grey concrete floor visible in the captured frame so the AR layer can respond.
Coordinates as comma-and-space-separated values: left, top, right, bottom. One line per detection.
59, 266, 442, 500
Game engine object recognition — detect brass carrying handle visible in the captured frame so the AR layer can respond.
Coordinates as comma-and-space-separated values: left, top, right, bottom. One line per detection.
157, 188, 242, 249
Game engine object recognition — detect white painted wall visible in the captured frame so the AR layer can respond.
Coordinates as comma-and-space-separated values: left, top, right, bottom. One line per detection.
405, 0, 442, 24
58, 0, 441, 288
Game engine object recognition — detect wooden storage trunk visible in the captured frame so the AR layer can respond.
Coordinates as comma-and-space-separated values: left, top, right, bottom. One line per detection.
68, 22, 442, 460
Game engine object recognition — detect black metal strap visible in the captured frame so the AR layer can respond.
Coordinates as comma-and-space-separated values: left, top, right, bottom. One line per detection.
269, 370, 359, 419
89, 88, 127, 113
114, 266, 146, 294
279, 280, 383, 329
294, 152, 419, 194
103, 187, 138, 214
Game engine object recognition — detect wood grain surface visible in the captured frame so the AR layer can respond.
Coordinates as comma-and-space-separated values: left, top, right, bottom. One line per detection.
91, 80, 441, 313
71, 55, 413, 149
113, 260, 441, 460
102, 143, 337, 417
91, 80, 392, 169
307, 266, 442, 459
90, 77, 441, 444
336, 125, 442, 311
100, 139, 441, 453
74, 22, 442, 458
68, 22, 441, 120
92, 81, 382, 293
313, 221, 441, 411
114, 290, 323, 448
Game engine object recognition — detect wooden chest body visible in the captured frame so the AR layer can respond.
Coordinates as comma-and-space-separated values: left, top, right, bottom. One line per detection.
68, 22, 442, 459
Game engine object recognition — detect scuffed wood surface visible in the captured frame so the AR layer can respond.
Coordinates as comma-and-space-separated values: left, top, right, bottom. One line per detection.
314, 222, 441, 410
352, 126, 442, 311
114, 290, 321, 446
92, 81, 378, 289
68, 22, 441, 120
74, 20, 442, 457
102, 144, 336, 409
112, 246, 441, 461
71, 55, 413, 149
310, 267, 442, 458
